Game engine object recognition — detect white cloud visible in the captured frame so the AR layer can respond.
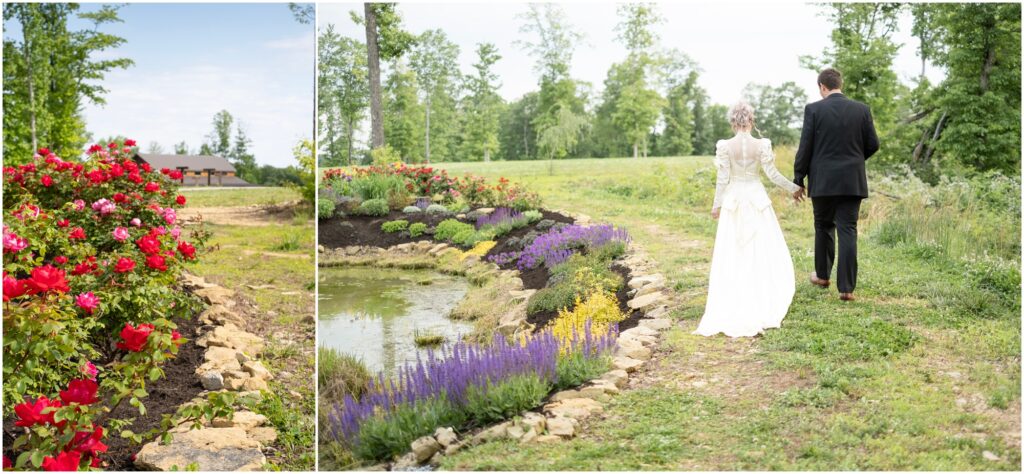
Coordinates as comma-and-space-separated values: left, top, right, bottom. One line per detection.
264, 32, 316, 52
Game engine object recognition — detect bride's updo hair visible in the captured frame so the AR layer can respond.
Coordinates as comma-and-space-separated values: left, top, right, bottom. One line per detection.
728, 101, 755, 129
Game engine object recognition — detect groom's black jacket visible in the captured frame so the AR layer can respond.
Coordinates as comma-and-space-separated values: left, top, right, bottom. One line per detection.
793, 93, 879, 198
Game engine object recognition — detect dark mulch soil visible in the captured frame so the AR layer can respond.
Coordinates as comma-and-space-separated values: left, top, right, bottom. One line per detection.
2, 315, 206, 471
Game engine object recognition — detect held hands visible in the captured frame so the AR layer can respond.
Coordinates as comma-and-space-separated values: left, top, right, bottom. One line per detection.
792, 187, 806, 203
711, 208, 720, 220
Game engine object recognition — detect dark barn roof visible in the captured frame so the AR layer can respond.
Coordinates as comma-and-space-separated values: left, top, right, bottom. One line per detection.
134, 153, 236, 173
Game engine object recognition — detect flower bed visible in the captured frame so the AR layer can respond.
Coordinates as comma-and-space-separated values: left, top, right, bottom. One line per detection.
325, 324, 616, 463
1, 141, 235, 471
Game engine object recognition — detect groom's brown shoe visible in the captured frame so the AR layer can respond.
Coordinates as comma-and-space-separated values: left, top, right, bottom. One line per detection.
839, 292, 855, 301
809, 272, 830, 288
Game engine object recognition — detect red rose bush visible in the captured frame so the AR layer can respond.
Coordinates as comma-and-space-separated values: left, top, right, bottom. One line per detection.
1, 140, 226, 471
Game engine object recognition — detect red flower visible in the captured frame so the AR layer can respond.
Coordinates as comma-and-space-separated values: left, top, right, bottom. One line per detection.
124, 139, 137, 147
71, 261, 97, 276
116, 323, 154, 352
175, 194, 186, 205
54, 256, 68, 265
25, 265, 70, 294
3, 275, 27, 301
70, 425, 108, 457
177, 241, 196, 260
57, 219, 69, 228
88, 144, 103, 154
144, 182, 159, 193
3, 455, 11, 469
37, 147, 51, 155
135, 234, 161, 254
169, 170, 183, 180
75, 292, 100, 314
68, 227, 86, 240
145, 254, 168, 272
41, 450, 81, 472
59, 379, 99, 405
113, 257, 135, 273
171, 330, 183, 345
112, 192, 128, 203
14, 395, 61, 427
41, 175, 53, 187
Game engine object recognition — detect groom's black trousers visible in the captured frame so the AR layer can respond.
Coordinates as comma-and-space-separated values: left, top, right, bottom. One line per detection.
811, 196, 862, 293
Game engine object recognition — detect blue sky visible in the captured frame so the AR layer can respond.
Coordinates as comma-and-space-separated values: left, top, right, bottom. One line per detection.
4, 3, 314, 167
320, 2, 943, 116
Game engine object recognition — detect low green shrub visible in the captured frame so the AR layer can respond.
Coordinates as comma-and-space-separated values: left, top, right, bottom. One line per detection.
523, 210, 543, 224
381, 220, 409, 233
464, 374, 550, 426
402, 206, 422, 214
554, 352, 611, 391
426, 204, 448, 214
528, 254, 624, 315
355, 198, 389, 217
351, 396, 464, 462
408, 222, 428, 238
318, 199, 336, 220
434, 219, 474, 242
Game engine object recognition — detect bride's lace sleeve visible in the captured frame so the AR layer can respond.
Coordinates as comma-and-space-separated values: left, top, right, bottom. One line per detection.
759, 139, 801, 194
712, 140, 730, 210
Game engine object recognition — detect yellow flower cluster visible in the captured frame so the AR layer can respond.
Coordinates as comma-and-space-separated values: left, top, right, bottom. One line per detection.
460, 240, 497, 260
551, 291, 625, 349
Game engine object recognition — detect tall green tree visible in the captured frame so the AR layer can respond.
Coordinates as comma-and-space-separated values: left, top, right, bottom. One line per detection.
499, 92, 539, 161
913, 3, 1021, 175
318, 25, 368, 166
173, 141, 190, 155
355, 3, 416, 150
742, 81, 807, 145
3, 3, 133, 162
656, 49, 700, 156
231, 123, 258, 183
383, 61, 425, 162
802, 3, 903, 132
205, 110, 234, 158
409, 29, 461, 163
458, 43, 505, 162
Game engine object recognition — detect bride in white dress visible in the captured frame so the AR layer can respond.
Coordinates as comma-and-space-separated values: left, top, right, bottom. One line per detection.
695, 101, 802, 337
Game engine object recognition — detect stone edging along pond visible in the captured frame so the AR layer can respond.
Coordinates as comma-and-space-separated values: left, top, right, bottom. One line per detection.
131, 274, 279, 471
319, 209, 678, 470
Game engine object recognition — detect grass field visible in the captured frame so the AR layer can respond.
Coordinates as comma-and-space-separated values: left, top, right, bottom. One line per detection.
183, 187, 316, 470
408, 156, 1024, 471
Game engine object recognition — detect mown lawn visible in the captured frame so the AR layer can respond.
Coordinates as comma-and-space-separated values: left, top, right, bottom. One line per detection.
424, 157, 1021, 471
179, 186, 301, 208
183, 188, 316, 471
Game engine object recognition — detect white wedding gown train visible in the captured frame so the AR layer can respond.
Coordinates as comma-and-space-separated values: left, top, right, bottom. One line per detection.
695, 133, 800, 337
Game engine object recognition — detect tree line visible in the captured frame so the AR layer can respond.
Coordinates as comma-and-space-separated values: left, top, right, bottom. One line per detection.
320, 2, 1019, 181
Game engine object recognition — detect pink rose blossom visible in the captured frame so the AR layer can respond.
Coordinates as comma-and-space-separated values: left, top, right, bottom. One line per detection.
112, 227, 130, 242
73, 200, 86, 211
3, 229, 28, 253
130, 218, 142, 227
91, 198, 116, 215
75, 292, 100, 314
80, 361, 98, 381
170, 226, 182, 239
162, 207, 177, 225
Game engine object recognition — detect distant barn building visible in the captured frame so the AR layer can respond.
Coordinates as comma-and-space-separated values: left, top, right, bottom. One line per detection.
133, 153, 251, 187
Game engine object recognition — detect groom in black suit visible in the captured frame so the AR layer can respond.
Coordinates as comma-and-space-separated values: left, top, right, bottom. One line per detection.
792, 68, 879, 301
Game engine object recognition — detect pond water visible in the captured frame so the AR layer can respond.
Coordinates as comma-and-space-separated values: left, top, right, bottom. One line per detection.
318, 266, 473, 377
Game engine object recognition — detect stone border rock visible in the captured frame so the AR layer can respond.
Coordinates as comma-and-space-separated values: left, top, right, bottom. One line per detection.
319, 240, 536, 339
371, 211, 680, 470
133, 274, 278, 471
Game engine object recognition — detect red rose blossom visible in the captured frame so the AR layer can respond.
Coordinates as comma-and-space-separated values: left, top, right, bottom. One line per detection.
41, 450, 81, 472
113, 257, 136, 273
68, 227, 86, 240
175, 195, 186, 205
136, 234, 161, 254
14, 395, 60, 427
25, 265, 70, 294
145, 254, 168, 272
59, 379, 99, 405
116, 323, 154, 352
124, 139, 137, 147
70, 425, 108, 457
177, 241, 196, 260
57, 219, 69, 228
3, 274, 27, 301
144, 182, 159, 192
41, 175, 53, 187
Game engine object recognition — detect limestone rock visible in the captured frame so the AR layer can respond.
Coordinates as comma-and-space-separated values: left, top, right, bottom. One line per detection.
241, 377, 269, 391
620, 326, 659, 338
199, 305, 246, 327
627, 293, 663, 311
470, 422, 510, 445
517, 412, 546, 433
533, 434, 563, 444
434, 427, 458, 448
549, 390, 585, 402
134, 427, 264, 471
638, 318, 672, 331
211, 411, 267, 429
596, 370, 629, 389
248, 427, 277, 444
612, 356, 644, 373
242, 361, 272, 380
194, 286, 237, 306
577, 380, 621, 400
506, 425, 526, 440
205, 325, 265, 354
627, 274, 665, 290
545, 417, 578, 438
544, 398, 603, 420
411, 436, 442, 463
200, 372, 224, 391
616, 339, 652, 360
